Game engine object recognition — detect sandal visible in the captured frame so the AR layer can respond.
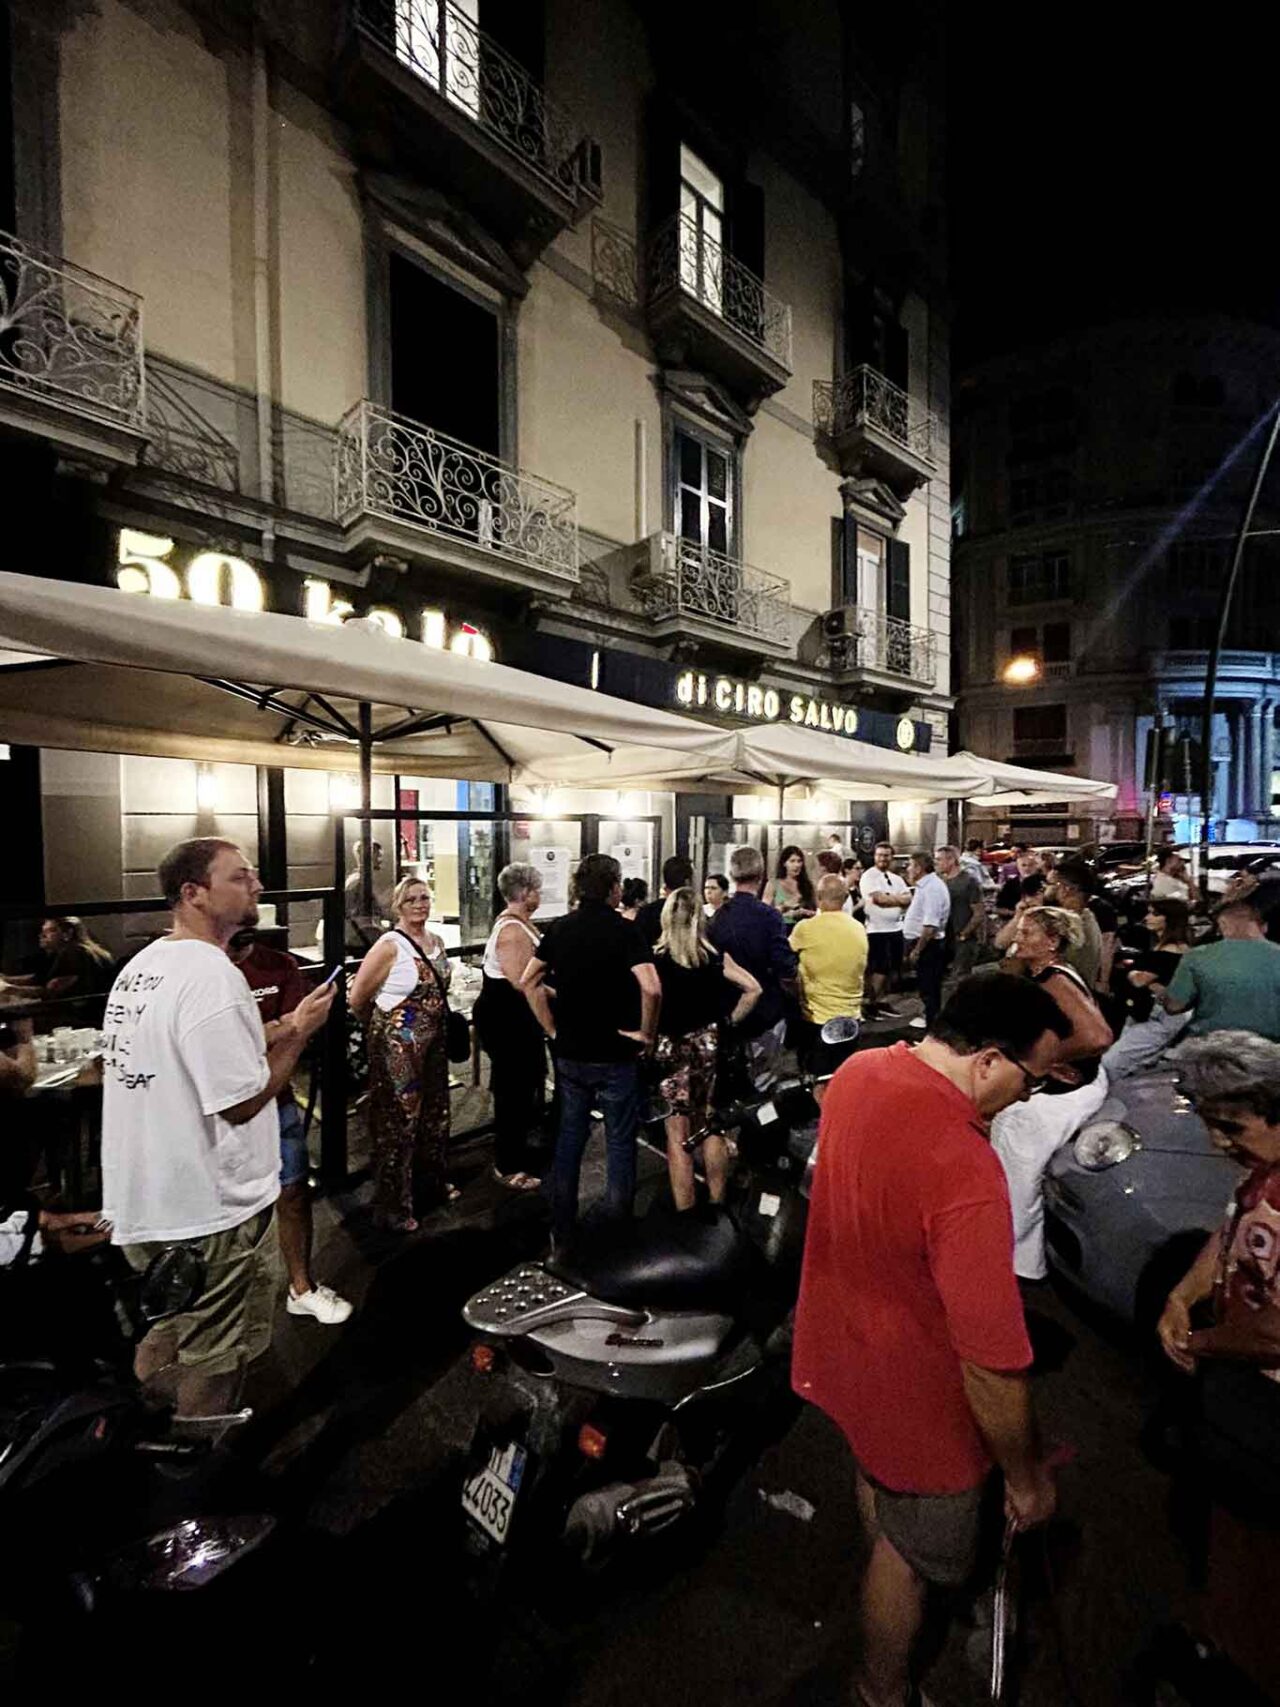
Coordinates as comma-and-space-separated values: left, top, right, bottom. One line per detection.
493, 1169, 542, 1192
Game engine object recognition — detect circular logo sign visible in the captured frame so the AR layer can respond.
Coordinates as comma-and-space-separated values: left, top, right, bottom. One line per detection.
896, 718, 916, 751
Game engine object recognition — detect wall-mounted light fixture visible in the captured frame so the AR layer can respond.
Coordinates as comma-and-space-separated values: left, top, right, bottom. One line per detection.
1002, 655, 1041, 686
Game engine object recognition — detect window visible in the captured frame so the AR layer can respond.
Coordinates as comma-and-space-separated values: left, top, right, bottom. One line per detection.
396, 0, 481, 119
679, 145, 725, 314
1013, 704, 1068, 745
1042, 621, 1071, 663
1007, 555, 1072, 606
674, 426, 732, 559
1010, 625, 1037, 656
856, 527, 885, 609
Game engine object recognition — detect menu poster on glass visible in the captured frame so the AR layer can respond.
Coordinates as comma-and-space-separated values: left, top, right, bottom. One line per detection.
530, 845, 573, 918
610, 843, 648, 882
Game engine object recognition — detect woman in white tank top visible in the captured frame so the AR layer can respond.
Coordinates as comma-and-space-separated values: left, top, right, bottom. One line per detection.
348, 875, 456, 1231
472, 861, 547, 1190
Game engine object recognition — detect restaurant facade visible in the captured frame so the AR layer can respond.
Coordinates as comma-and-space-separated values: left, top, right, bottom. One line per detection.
0, 0, 952, 964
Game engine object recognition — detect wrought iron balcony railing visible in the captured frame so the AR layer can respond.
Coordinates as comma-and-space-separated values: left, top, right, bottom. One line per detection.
335, 400, 578, 581
0, 229, 144, 429
352, 0, 595, 201
633, 533, 791, 647
648, 214, 792, 371
829, 605, 937, 686
814, 365, 936, 464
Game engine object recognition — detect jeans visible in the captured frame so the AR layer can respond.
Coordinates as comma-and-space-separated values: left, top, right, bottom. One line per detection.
549, 1057, 640, 1240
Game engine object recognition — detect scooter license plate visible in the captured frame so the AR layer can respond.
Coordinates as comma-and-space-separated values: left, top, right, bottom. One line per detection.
461, 1440, 527, 1546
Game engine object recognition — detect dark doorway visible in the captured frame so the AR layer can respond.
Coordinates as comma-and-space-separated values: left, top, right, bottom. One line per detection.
389, 252, 500, 455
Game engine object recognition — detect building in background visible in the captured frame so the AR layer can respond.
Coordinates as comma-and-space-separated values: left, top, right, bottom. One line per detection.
953, 317, 1280, 848
0, 0, 950, 948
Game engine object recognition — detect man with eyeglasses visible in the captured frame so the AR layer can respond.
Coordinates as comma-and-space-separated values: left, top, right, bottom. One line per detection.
793, 975, 1071, 1707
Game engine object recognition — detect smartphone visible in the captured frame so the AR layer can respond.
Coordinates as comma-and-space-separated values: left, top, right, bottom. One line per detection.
318, 965, 343, 989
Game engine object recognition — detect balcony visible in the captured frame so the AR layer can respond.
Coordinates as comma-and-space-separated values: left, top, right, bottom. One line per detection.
822, 605, 938, 694
1011, 739, 1076, 765
339, 0, 601, 264
0, 229, 146, 467
813, 366, 936, 497
335, 400, 579, 597
646, 214, 792, 405
631, 532, 792, 656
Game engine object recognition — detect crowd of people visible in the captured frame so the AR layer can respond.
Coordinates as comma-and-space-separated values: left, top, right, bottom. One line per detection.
10, 826, 1280, 1697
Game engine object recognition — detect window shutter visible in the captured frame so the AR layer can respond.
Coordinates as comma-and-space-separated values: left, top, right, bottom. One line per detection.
885, 320, 909, 392
646, 97, 682, 236
732, 180, 765, 280
886, 538, 910, 622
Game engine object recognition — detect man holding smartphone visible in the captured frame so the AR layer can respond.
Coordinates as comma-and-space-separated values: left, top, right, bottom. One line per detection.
102, 838, 336, 1422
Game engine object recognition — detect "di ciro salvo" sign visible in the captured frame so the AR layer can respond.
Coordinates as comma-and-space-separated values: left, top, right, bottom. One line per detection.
674, 669, 917, 751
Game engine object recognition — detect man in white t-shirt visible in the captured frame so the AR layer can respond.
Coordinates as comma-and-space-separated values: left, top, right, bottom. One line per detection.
902, 850, 953, 1029
102, 838, 334, 1421
860, 841, 911, 1015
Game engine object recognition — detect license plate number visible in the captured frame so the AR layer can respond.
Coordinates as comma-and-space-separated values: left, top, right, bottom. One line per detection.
462, 1441, 526, 1545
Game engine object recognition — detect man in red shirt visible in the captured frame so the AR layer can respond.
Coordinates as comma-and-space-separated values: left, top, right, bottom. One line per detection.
230, 931, 352, 1326
793, 975, 1070, 1707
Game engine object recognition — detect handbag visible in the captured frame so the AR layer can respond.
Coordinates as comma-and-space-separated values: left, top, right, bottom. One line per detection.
395, 930, 471, 1062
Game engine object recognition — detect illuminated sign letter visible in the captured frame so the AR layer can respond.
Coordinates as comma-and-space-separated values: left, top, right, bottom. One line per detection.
118, 528, 181, 600
450, 622, 493, 662
187, 551, 265, 612
763, 689, 780, 720
365, 607, 405, 639
714, 678, 733, 712
421, 609, 447, 650
304, 578, 355, 626
789, 696, 805, 724
676, 670, 696, 707
746, 685, 764, 718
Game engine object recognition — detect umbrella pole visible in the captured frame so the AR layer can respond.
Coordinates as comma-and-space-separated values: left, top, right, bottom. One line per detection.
359, 700, 373, 918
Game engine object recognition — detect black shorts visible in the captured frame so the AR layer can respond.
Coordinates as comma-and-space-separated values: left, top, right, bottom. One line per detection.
866, 932, 904, 976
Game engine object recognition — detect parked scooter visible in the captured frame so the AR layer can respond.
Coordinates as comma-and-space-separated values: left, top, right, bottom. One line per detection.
0, 1234, 274, 1673
455, 1016, 863, 1588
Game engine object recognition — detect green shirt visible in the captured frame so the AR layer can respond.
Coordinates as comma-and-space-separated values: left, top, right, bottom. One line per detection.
1165, 938, 1280, 1039
1062, 905, 1102, 990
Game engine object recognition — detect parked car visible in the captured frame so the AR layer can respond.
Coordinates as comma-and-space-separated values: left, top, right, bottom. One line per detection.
1043, 1065, 1241, 1327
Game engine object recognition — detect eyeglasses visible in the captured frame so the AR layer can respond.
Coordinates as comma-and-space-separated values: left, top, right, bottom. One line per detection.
998, 1051, 1048, 1095
1199, 1111, 1246, 1139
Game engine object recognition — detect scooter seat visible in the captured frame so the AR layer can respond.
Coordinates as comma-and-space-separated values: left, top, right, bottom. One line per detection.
547, 1208, 753, 1312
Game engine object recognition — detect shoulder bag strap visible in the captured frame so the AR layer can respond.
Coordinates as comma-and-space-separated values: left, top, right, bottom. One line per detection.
394, 928, 450, 1001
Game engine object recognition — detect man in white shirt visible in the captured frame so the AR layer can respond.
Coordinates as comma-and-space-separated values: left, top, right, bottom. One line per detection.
1151, 846, 1195, 905
902, 850, 952, 1029
102, 838, 334, 1422
860, 841, 911, 1015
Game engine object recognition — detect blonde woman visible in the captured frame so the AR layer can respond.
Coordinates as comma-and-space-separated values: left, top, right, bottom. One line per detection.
991, 904, 1114, 1279
653, 888, 760, 1211
349, 876, 458, 1231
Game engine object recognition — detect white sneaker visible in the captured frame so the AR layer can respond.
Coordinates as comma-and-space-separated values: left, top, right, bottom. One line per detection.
908, 1016, 928, 1029
287, 1284, 353, 1325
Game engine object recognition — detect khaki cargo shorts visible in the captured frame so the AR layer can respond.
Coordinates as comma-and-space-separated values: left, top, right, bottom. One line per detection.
123, 1206, 281, 1377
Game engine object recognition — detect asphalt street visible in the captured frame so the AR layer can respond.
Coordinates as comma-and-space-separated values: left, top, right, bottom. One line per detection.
228, 1113, 1205, 1707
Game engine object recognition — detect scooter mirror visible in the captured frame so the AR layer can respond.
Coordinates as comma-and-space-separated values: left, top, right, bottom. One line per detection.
819, 1015, 861, 1046
139, 1246, 207, 1322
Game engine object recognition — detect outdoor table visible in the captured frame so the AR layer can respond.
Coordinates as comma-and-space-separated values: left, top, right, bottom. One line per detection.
27, 1051, 103, 1204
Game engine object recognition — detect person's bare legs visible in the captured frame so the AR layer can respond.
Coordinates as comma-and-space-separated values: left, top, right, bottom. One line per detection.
703, 1133, 729, 1203
854, 1472, 926, 1707
665, 1115, 697, 1210
276, 1179, 313, 1297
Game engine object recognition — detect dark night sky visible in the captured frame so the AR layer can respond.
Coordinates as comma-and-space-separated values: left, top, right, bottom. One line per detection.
947, 8, 1280, 367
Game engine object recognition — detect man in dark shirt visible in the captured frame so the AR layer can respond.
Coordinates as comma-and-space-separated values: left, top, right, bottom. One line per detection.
996, 848, 1046, 917
634, 855, 693, 947
708, 845, 798, 1089
522, 854, 661, 1241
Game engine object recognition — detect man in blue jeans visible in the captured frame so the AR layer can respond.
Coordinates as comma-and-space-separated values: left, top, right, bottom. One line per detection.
522, 853, 661, 1242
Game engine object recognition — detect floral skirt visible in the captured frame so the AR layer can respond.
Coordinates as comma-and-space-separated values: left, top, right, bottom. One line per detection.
366, 976, 450, 1222
653, 1022, 719, 1128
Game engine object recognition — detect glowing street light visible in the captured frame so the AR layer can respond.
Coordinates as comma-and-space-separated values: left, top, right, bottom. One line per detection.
1002, 655, 1040, 685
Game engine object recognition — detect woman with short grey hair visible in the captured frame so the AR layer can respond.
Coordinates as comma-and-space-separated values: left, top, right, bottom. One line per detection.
472, 861, 547, 1190
1157, 1029, 1280, 1692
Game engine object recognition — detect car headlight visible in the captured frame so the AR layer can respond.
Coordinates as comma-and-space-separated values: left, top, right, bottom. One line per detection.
1073, 1120, 1139, 1171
